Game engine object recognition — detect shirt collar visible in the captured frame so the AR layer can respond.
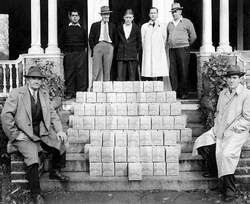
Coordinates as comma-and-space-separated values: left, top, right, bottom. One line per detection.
224, 84, 244, 96
172, 16, 183, 23
68, 22, 81, 27
149, 20, 159, 26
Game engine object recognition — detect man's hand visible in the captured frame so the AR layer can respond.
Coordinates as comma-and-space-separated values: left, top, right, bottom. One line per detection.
56, 131, 68, 142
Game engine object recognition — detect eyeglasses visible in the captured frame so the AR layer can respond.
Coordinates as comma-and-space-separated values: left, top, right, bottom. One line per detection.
171, 10, 178, 14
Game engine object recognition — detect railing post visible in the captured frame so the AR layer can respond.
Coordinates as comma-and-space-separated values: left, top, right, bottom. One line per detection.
9, 64, 13, 92
2, 64, 7, 95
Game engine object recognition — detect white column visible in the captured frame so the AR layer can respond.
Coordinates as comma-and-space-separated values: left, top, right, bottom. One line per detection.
217, 0, 232, 52
45, 0, 60, 54
152, 0, 174, 24
200, 0, 215, 53
28, 0, 43, 54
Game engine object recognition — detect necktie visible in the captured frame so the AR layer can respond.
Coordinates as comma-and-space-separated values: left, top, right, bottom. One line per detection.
32, 91, 37, 104
103, 22, 109, 42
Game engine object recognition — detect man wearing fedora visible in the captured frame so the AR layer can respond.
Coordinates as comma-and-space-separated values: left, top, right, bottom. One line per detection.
1, 66, 69, 204
89, 6, 117, 86
192, 65, 250, 202
167, 2, 197, 99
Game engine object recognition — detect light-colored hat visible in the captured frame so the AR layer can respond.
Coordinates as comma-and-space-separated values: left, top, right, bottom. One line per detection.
25, 66, 46, 78
99, 6, 112, 14
170, 3, 183, 12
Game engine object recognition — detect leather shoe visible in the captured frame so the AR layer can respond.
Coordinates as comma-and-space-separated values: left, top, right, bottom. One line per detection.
33, 194, 44, 204
202, 172, 217, 178
49, 170, 70, 182
223, 195, 235, 202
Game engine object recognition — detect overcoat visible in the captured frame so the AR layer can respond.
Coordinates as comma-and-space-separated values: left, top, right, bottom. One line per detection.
141, 21, 169, 77
214, 84, 250, 177
1, 86, 65, 154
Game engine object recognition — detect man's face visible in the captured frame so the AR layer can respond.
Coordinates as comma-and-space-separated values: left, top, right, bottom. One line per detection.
172, 9, 182, 21
226, 75, 241, 90
101, 14, 110, 23
27, 77, 42, 90
124, 14, 134, 25
149, 9, 158, 21
70, 12, 80, 24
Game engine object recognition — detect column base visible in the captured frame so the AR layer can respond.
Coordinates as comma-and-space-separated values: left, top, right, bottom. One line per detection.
217, 44, 232, 53
45, 46, 61, 54
200, 44, 215, 53
28, 46, 44, 54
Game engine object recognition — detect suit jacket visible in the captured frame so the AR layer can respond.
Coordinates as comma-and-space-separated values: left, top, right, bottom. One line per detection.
89, 21, 117, 55
1, 86, 64, 152
117, 23, 141, 61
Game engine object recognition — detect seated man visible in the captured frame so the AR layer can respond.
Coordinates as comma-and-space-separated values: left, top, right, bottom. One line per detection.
1, 66, 69, 204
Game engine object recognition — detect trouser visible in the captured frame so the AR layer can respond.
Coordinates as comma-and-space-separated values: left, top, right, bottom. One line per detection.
169, 46, 190, 96
117, 60, 138, 81
64, 51, 88, 96
92, 42, 114, 83
218, 174, 236, 196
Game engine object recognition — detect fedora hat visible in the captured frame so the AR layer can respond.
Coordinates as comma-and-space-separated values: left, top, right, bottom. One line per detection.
25, 66, 46, 78
170, 3, 183, 12
224, 65, 245, 77
99, 6, 112, 14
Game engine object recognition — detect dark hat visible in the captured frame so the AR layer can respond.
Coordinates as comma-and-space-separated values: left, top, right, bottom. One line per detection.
224, 65, 245, 77
170, 3, 183, 12
99, 6, 112, 14
25, 66, 46, 78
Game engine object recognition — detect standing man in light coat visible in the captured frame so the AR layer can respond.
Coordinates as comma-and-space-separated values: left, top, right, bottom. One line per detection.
141, 7, 169, 81
193, 65, 250, 202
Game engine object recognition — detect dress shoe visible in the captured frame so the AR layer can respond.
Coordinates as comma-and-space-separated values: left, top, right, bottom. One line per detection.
49, 170, 70, 182
33, 194, 44, 204
202, 172, 217, 178
223, 195, 235, 202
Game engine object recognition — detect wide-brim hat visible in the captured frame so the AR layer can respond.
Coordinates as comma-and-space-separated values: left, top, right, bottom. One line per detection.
224, 65, 245, 77
170, 3, 183, 12
99, 6, 112, 14
24, 66, 46, 78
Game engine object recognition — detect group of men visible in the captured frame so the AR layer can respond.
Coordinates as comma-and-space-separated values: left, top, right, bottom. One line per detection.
61, 3, 197, 99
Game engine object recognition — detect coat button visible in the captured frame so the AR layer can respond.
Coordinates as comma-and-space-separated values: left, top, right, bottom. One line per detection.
28, 124, 31, 126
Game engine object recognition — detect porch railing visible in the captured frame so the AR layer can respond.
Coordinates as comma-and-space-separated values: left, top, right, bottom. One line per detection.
0, 55, 25, 97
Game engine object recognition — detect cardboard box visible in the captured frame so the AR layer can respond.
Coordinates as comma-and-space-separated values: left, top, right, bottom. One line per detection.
95, 116, 106, 130
76, 92, 86, 103
114, 147, 127, 162
127, 131, 139, 146
174, 116, 187, 129
115, 131, 127, 147
115, 163, 128, 176
152, 146, 165, 162
93, 81, 103, 92
101, 147, 114, 162
103, 81, 113, 92
164, 130, 178, 145
162, 116, 174, 129
72, 103, 84, 115
146, 93, 156, 103
117, 117, 129, 129
126, 93, 137, 103
83, 117, 95, 130
160, 104, 171, 115
153, 81, 164, 92
122, 81, 133, 92
117, 103, 127, 116
113, 81, 123, 92
95, 104, 106, 116
166, 162, 179, 176
67, 128, 78, 137
153, 162, 166, 176
166, 91, 176, 103
78, 130, 90, 143
107, 93, 117, 103
127, 103, 138, 116
90, 163, 102, 176
106, 104, 118, 116
102, 130, 115, 147
128, 163, 142, 180
152, 116, 163, 129
140, 116, 151, 130
116, 93, 127, 103
90, 130, 102, 146
96, 93, 107, 103
84, 104, 96, 116
156, 92, 166, 102
139, 130, 152, 146
89, 146, 102, 162
149, 103, 160, 115
170, 102, 182, 116
165, 145, 179, 162
180, 128, 192, 142
143, 81, 154, 92
127, 147, 140, 162
138, 103, 149, 116
133, 81, 144, 92
141, 162, 153, 176
128, 117, 140, 130
106, 116, 118, 130
151, 130, 164, 146
102, 163, 114, 176
136, 93, 147, 103
140, 147, 153, 162
72, 116, 83, 129
86, 92, 97, 103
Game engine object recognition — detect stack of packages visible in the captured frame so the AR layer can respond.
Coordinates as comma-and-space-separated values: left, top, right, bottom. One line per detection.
68, 81, 192, 180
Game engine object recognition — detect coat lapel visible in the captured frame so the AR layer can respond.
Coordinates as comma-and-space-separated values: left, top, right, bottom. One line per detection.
21, 86, 32, 122
39, 89, 49, 130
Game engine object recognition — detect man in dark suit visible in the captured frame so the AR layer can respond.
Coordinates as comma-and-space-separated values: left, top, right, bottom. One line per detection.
1, 66, 69, 204
89, 6, 117, 86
